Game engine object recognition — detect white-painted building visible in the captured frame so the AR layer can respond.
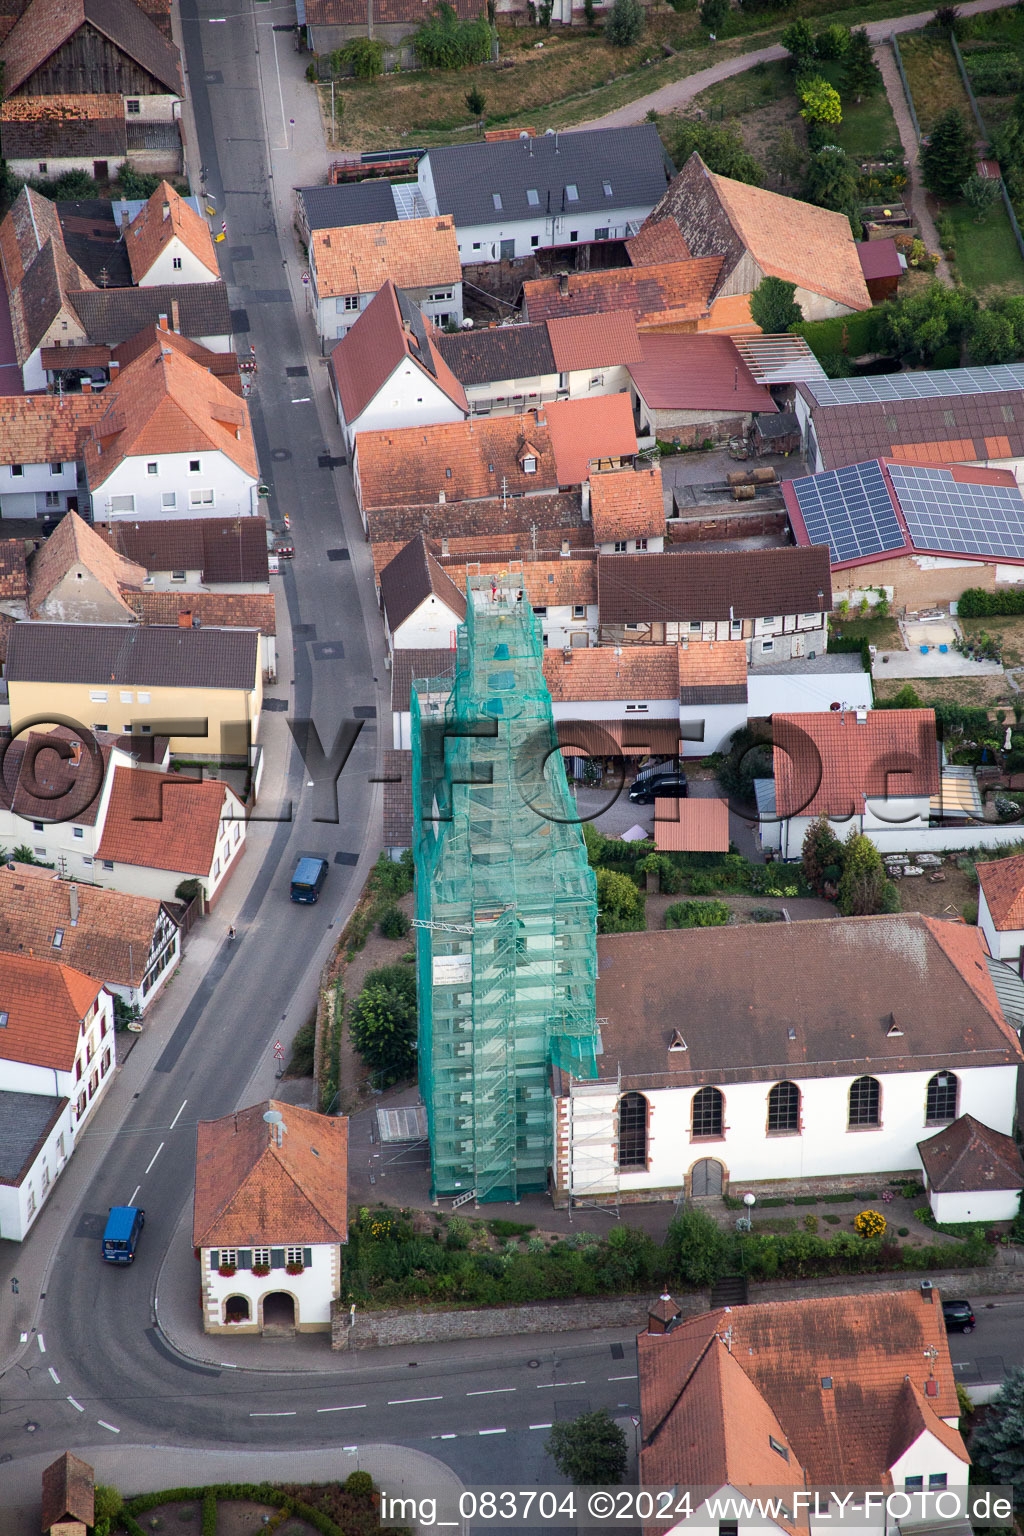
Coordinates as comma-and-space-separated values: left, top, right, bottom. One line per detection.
379, 534, 467, 654
978, 855, 1024, 965
309, 218, 462, 345
193, 1099, 348, 1335
124, 182, 220, 287
917, 1113, 1024, 1225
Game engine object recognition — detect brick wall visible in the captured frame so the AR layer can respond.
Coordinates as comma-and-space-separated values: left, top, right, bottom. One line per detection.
668, 509, 788, 543
833, 556, 996, 611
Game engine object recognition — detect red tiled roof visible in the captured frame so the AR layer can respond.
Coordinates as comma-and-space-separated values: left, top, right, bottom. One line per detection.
627, 332, 776, 413
0, 866, 174, 990
654, 797, 729, 852
978, 854, 1024, 930
96, 765, 242, 876
330, 280, 466, 425
543, 644, 678, 702
356, 410, 559, 509
626, 219, 691, 266
773, 709, 939, 819
29, 509, 147, 617
312, 217, 460, 296
545, 394, 636, 486
589, 463, 664, 542
193, 1098, 348, 1247
125, 181, 218, 282
545, 310, 643, 372
0, 950, 102, 1071
522, 258, 724, 328
918, 1112, 1024, 1194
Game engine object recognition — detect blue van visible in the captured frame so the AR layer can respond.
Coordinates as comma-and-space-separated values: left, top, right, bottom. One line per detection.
290, 856, 329, 903
102, 1205, 145, 1263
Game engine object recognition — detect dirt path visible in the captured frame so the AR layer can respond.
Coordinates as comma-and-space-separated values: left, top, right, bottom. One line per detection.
873, 40, 953, 282
579, 0, 1017, 128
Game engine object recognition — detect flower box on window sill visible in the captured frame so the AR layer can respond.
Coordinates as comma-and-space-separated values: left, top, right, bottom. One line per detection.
285, 1262, 305, 1275
218, 1264, 236, 1277
252, 1264, 270, 1276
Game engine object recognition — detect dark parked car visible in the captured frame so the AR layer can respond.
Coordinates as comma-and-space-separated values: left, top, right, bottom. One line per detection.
629, 769, 688, 804
942, 1298, 975, 1333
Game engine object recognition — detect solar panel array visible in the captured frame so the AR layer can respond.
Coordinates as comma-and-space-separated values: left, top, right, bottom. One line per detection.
807, 362, 1024, 409
789, 461, 905, 564
888, 463, 1024, 560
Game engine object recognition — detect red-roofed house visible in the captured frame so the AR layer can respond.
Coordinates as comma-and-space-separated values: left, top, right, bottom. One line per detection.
546, 394, 637, 488
627, 332, 776, 446
589, 463, 665, 553
329, 282, 467, 450
762, 709, 940, 859
125, 182, 220, 286
918, 1113, 1024, 1224
0, 951, 115, 1240
978, 854, 1024, 963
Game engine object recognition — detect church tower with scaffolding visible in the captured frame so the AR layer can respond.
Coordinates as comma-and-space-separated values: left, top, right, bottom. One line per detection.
411, 572, 599, 1205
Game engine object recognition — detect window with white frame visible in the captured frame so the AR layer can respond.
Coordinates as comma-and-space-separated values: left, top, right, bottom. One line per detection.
635, 538, 648, 551
572, 604, 585, 619
189, 459, 201, 473
138, 691, 151, 704
72, 827, 83, 840
761, 639, 774, 652
120, 691, 132, 703
217, 1248, 237, 1267
161, 491, 176, 509
337, 295, 359, 313
44, 491, 61, 507
170, 571, 186, 582
172, 256, 182, 270
127, 98, 140, 113
428, 288, 454, 302
189, 489, 215, 506
41, 1164, 50, 1192
522, 456, 537, 474
26, 1187, 35, 1217
90, 690, 108, 703
253, 1247, 270, 1267
109, 494, 134, 512
10, 463, 22, 476
613, 540, 627, 553
286, 1246, 305, 1265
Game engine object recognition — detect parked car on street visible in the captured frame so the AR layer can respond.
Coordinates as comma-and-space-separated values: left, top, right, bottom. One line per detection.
629, 768, 688, 805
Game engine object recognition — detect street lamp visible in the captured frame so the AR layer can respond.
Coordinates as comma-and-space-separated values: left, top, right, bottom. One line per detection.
736, 1192, 756, 1233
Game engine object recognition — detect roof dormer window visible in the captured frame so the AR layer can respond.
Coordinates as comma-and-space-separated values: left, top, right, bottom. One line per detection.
527, 189, 539, 206
492, 193, 502, 211
603, 180, 612, 196
522, 455, 537, 474
566, 184, 579, 202
769, 1436, 790, 1462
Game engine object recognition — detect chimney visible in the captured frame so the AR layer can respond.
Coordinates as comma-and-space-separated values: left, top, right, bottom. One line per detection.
192, 613, 201, 628
81, 379, 91, 393
920, 1280, 934, 1303
178, 610, 192, 628
855, 707, 868, 724
558, 271, 569, 298
69, 885, 79, 926
560, 539, 570, 557
109, 359, 120, 376
171, 299, 180, 333
441, 536, 449, 556
162, 199, 170, 220
647, 1293, 681, 1334
158, 313, 169, 332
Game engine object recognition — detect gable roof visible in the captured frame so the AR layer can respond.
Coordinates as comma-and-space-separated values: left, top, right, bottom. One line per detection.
0, 391, 106, 464
423, 125, 670, 229
356, 410, 560, 509
193, 1098, 348, 1247
522, 257, 724, 329
330, 280, 467, 425
379, 532, 468, 634
589, 464, 664, 542
110, 319, 242, 390
978, 854, 1024, 930
918, 1112, 1024, 1193
311, 216, 460, 297
886, 1377, 972, 1468
545, 310, 643, 372
0, 186, 63, 290
0, 0, 182, 95
772, 709, 939, 819
627, 331, 776, 413
8, 231, 94, 364
545, 394, 637, 485
647, 153, 871, 313
677, 636, 747, 700
96, 765, 242, 874
543, 643, 679, 702
125, 181, 218, 282
626, 218, 691, 266
436, 321, 556, 386
597, 546, 833, 624
6, 620, 259, 689
41, 1452, 95, 1532
858, 236, 902, 282
95, 515, 269, 583
123, 588, 276, 634
639, 1291, 964, 1494
0, 949, 102, 1070
0, 93, 126, 160
296, 181, 398, 233
0, 725, 111, 825
0, 866, 175, 989
68, 281, 232, 346
29, 509, 147, 617
82, 338, 258, 486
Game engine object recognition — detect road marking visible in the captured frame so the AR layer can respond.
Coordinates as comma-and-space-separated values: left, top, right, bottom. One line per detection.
220, 1363, 237, 1369
479, 1427, 507, 1435
317, 1404, 366, 1413
169, 1099, 187, 1130
37, 1334, 45, 1353
467, 1387, 516, 1396
129, 1186, 141, 1205
48, 1367, 60, 1384
145, 1142, 164, 1175
67, 1397, 83, 1412
608, 1374, 637, 1381
250, 1410, 297, 1417
291, 397, 311, 404
98, 1420, 120, 1433
536, 1380, 585, 1389
388, 1395, 442, 1405
530, 1423, 552, 1430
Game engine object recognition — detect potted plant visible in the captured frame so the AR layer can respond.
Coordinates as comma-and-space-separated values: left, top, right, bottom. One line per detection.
252, 1263, 270, 1277
285, 1261, 304, 1276
218, 1263, 236, 1277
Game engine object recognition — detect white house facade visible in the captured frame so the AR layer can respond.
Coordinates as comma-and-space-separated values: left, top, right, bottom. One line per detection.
338, 357, 466, 449
199, 1241, 342, 1333
90, 448, 259, 522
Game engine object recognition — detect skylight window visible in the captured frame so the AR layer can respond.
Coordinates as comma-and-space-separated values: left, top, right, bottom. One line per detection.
603, 180, 613, 196
769, 1436, 790, 1462
527, 189, 540, 206
566, 184, 579, 202
493, 193, 502, 211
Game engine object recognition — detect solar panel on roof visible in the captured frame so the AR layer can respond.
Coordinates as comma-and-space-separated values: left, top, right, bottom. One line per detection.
888, 463, 1024, 560
789, 461, 905, 565
808, 363, 1024, 409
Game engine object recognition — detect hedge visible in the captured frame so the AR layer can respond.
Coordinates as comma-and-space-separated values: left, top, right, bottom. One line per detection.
827, 634, 871, 672
957, 586, 1024, 618
118, 1483, 352, 1536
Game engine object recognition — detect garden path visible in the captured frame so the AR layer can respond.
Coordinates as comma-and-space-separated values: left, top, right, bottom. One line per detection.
872, 40, 952, 282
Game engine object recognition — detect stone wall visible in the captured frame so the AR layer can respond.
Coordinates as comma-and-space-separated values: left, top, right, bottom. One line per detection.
332, 1265, 1024, 1349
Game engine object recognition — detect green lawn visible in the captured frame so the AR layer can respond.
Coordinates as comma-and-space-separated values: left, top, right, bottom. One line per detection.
945, 198, 1024, 296
896, 31, 971, 132
818, 59, 901, 156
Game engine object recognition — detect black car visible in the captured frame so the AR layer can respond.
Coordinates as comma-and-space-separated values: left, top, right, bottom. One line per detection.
629, 769, 688, 805
942, 1298, 975, 1333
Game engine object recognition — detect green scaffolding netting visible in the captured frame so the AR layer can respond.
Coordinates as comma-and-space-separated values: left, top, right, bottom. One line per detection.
412, 574, 599, 1204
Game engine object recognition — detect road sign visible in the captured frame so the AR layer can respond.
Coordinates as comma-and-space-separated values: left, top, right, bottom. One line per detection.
273, 1040, 284, 1059
301, 271, 309, 286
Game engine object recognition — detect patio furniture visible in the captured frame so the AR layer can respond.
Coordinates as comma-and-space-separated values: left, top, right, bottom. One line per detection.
939, 644, 948, 653
920, 645, 929, 654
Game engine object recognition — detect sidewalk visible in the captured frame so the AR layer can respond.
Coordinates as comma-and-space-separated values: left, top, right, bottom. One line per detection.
873, 41, 952, 284
0, 1442, 466, 1536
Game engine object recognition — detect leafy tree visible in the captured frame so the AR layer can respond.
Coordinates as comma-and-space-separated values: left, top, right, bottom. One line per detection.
766, 127, 804, 187
844, 29, 880, 102
921, 108, 975, 198
961, 171, 1000, 221
838, 830, 888, 916
804, 145, 861, 233
595, 868, 645, 933
801, 815, 845, 893
967, 295, 1024, 363
781, 17, 815, 67
666, 1206, 728, 1285
750, 274, 803, 333
605, 0, 645, 44
872, 280, 977, 364
343, 37, 384, 76
719, 724, 774, 803
349, 963, 417, 1084
547, 1410, 628, 1486
699, 0, 727, 34
814, 22, 850, 58
415, 3, 492, 68
465, 84, 486, 116
118, 162, 163, 199
667, 119, 763, 185
798, 74, 842, 126
971, 1365, 1024, 1504
889, 683, 924, 708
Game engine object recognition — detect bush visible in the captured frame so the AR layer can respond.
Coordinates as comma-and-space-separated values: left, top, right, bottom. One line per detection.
750, 275, 802, 333
605, 0, 645, 45
372, 849, 414, 899
287, 1018, 316, 1076
465, 84, 486, 116
415, 2, 492, 67
898, 1226, 910, 1237
962, 900, 979, 925
664, 899, 730, 928
596, 868, 646, 933
118, 162, 165, 199
346, 1471, 375, 1498
854, 1209, 887, 1239
666, 119, 763, 186
349, 964, 417, 1085
342, 36, 384, 75
815, 21, 850, 56
379, 904, 411, 939
797, 74, 842, 126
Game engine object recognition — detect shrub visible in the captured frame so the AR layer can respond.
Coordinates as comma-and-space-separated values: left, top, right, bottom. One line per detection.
175, 877, 202, 903
372, 849, 414, 899
596, 868, 646, 932
346, 1471, 375, 1497
963, 900, 979, 925
489, 1219, 535, 1237
349, 964, 417, 1085
898, 1226, 910, 1237
465, 84, 486, 116
854, 1209, 886, 1239
666, 119, 763, 185
804, 1213, 819, 1232
815, 22, 850, 57
664, 899, 730, 928
605, 0, 645, 44
415, 3, 492, 67
797, 74, 842, 126
379, 904, 411, 939
119, 162, 165, 199
699, 0, 727, 31
666, 1207, 728, 1285
750, 275, 802, 333
824, 1213, 842, 1224
342, 36, 384, 75
781, 17, 815, 64
287, 1017, 316, 1077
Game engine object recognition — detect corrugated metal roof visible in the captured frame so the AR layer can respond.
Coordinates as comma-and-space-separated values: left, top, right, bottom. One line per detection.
733, 333, 828, 386
985, 955, 1024, 1032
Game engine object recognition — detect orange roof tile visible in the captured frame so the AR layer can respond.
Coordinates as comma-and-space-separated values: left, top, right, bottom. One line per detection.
193, 1098, 348, 1247
1, 92, 121, 120
773, 709, 939, 820
545, 394, 636, 486
545, 310, 644, 372
543, 643, 678, 702
654, 796, 730, 852
125, 181, 219, 282
30, 509, 147, 617
978, 854, 1024, 930
889, 439, 976, 465
0, 950, 102, 1071
0, 391, 106, 464
431, 556, 597, 608
123, 589, 276, 634
330, 280, 466, 424
311, 216, 460, 297
96, 765, 242, 876
589, 464, 664, 542
522, 257, 724, 328
701, 291, 758, 333
986, 434, 1012, 457
0, 866, 173, 989
355, 410, 558, 509
82, 339, 258, 486
627, 220, 691, 266
677, 638, 747, 687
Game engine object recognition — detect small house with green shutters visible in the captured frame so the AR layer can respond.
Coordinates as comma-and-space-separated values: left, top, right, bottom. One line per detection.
192, 1098, 348, 1336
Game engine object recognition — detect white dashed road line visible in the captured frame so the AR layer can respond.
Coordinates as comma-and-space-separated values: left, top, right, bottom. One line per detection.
98, 1420, 120, 1434
388, 1396, 443, 1405
250, 1411, 296, 1417
536, 1381, 585, 1389
530, 1423, 553, 1430
48, 1367, 60, 1384
129, 1186, 141, 1205
317, 1405, 367, 1413
608, 1374, 637, 1381
145, 1142, 164, 1175
36, 1334, 45, 1353
169, 1100, 188, 1130
467, 1387, 516, 1396
479, 1428, 507, 1435
67, 1397, 83, 1412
